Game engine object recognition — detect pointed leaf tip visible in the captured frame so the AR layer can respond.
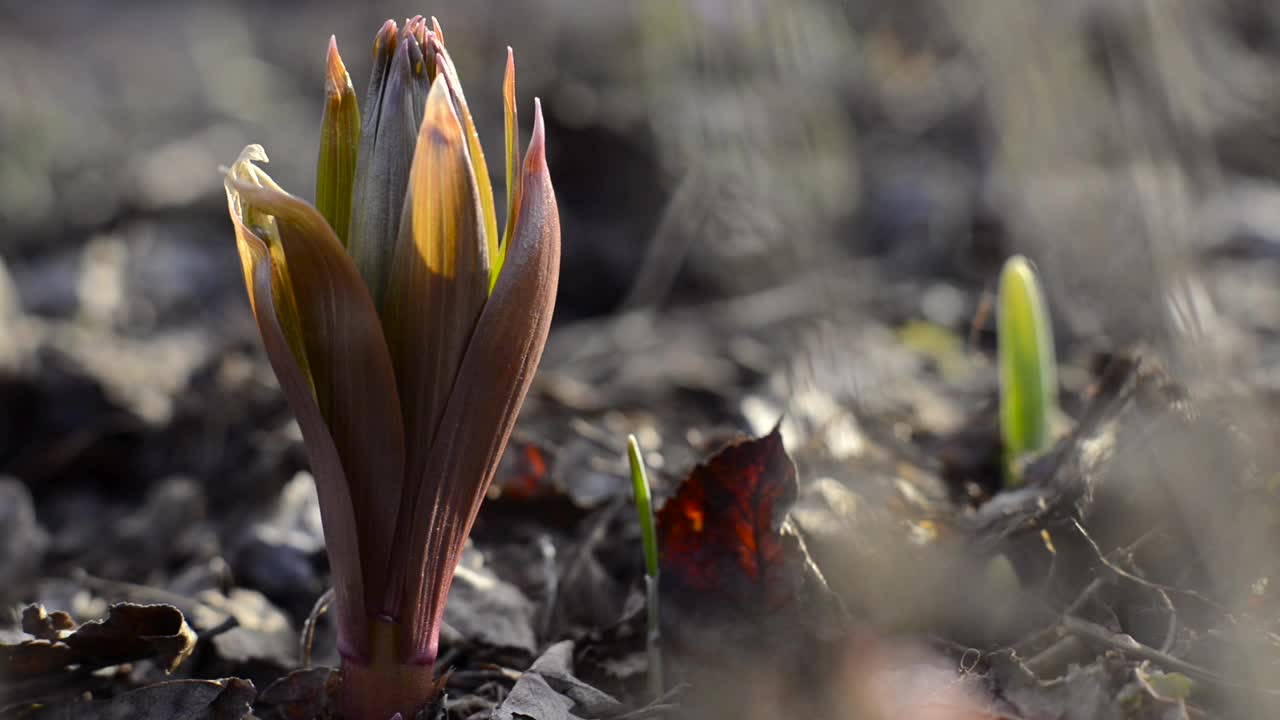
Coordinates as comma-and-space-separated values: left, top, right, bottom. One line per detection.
318, 36, 360, 245
528, 98, 547, 172
431, 40, 499, 286
372, 19, 398, 60
497, 47, 521, 291
347, 24, 430, 308
325, 36, 350, 95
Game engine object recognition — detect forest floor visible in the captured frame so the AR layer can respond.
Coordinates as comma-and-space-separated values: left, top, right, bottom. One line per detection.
6, 1, 1280, 718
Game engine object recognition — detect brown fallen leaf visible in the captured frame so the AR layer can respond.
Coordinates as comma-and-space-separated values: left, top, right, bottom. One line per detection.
256, 667, 342, 720
20, 606, 75, 642
1, 603, 196, 677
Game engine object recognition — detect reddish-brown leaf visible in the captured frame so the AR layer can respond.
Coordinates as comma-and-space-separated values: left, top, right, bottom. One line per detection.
657, 426, 799, 613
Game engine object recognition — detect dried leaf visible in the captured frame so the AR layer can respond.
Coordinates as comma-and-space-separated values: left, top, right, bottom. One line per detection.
256, 667, 342, 720
3, 678, 256, 720
198, 589, 296, 670
491, 642, 618, 720
525, 641, 623, 717
2, 603, 195, 677
493, 673, 581, 720
443, 562, 537, 655
20, 606, 73, 642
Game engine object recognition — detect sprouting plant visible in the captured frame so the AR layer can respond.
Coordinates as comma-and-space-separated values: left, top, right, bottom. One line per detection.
222, 16, 559, 720
997, 254, 1057, 486
626, 435, 662, 698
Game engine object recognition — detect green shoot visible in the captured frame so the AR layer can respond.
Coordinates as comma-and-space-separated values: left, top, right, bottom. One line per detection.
997, 255, 1058, 486
627, 434, 662, 698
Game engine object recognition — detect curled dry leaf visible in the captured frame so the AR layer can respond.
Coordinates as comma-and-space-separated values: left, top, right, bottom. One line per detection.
1, 602, 196, 676
20, 605, 75, 641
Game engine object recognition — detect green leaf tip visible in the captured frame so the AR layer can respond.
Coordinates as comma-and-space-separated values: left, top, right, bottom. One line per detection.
997, 254, 1058, 486
627, 435, 659, 580
317, 36, 361, 246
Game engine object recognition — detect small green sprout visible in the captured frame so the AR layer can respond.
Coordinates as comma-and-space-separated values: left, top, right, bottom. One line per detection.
627, 434, 663, 699
997, 255, 1058, 486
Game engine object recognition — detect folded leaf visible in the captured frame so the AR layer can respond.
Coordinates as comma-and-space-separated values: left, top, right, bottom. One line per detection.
348, 21, 431, 309
427, 34, 499, 286
396, 102, 559, 660
227, 168, 406, 623
225, 146, 313, 388
316, 37, 360, 246
381, 74, 491, 621
225, 203, 368, 661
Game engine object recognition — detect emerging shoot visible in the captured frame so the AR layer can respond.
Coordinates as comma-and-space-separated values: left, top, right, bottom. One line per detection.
627, 434, 663, 699
222, 17, 559, 720
997, 254, 1057, 486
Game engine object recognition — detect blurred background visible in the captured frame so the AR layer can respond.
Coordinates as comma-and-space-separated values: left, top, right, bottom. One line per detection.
6, 0, 1280, 716
5, 0, 1280, 388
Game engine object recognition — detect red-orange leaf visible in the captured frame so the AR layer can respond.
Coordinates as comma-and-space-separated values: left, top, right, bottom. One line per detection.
492, 441, 551, 500
657, 426, 798, 613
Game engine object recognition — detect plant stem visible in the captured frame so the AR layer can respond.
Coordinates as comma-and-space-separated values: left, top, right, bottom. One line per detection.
644, 574, 663, 699
342, 617, 436, 720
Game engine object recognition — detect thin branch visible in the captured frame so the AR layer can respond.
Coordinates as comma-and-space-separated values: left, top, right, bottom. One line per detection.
1062, 616, 1280, 697
299, 587, 333, 669
1071, 520, 1225, 612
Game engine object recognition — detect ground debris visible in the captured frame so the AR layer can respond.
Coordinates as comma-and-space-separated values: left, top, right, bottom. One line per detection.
492, 641, 622, 720
1, 678, 256, 720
